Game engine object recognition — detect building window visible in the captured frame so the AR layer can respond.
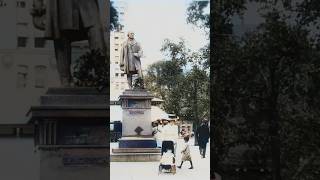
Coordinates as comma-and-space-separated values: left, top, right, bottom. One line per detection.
121, 73, 124, 77
17, 1, 26, 8
0, 0, 7, 7
114, 37, 119, 39
115, 73, 119, 77
17, 37, 28, 47
34, 65, 47, 88
115, 61, 119, 64
115, 48, 118, 51
17, 65, 28, 88
34, 37, 46, 48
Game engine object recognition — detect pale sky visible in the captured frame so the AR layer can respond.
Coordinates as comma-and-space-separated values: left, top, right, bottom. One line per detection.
113, 0, 209, 69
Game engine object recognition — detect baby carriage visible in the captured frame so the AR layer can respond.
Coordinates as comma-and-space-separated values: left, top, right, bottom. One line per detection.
158, 140, 176, 175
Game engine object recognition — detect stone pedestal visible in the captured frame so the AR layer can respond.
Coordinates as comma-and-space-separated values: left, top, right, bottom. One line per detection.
120, 89, 154, 136
28, 87, 108, 180
111, 89, 160, 162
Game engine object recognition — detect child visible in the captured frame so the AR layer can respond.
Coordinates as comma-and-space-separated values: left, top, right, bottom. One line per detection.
160, 149, 176, 174
177, 136, 194, 169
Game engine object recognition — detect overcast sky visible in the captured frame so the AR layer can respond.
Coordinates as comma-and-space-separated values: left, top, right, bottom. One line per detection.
113, 0, 209, 69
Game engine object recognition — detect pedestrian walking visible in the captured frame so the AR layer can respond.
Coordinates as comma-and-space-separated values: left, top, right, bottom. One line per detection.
196, 120, 210, 158
177, 136, 194, 169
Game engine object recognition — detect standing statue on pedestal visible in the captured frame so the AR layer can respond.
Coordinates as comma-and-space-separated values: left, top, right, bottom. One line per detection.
120, 31, 144, 89
31, 0, 107, 86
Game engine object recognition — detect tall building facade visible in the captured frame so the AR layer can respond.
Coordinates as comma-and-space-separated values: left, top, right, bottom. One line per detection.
0, 0, 90, 126
0, 1, 106, 180
0, 0, 60, 126
110, 1, 128, 100
0, 1, 54, 179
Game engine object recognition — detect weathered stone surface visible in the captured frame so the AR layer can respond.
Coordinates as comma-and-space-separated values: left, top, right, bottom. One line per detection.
112, 148, 161, 153
41, 87, 108, 106
39, 146, 109, 180
120, 89, 153, 98
119, 89, 153, 136
110, 153, 161, 162
28, 87, 109, 180
28, 87, 108, 121
46, 87, 108, 95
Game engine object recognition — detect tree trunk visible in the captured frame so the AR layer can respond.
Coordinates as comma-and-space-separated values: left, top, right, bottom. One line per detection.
269, 64, 281, 180
211, 0, 225, 177
194, 80, 199, 146
269, 106, 281, 180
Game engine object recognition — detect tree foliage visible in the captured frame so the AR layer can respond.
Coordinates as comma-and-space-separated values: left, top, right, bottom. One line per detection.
110, 1, 119, 31
187, 1, 210, 31
144, 39, 209, 126
209, 0, 320, 179
72, 50, 108, 90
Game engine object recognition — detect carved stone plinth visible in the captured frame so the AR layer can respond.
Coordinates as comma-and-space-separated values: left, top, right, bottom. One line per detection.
28, 87, 108, 180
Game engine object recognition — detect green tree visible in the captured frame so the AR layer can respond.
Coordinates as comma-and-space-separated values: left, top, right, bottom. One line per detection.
145, 39, 187, 116
72, 50, 108, 90
145, 39, 209, 125
208, 1, 320, 180
110, 1, 119, 30
187, 1, 210, 31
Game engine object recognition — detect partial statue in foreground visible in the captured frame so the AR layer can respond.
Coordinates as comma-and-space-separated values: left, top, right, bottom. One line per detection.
120, 31, 144, 89
31, 0, 107, 86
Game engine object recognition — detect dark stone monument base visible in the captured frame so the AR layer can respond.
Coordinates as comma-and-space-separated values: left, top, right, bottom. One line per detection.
118, 137, 157, 148
111, 137, 160, 162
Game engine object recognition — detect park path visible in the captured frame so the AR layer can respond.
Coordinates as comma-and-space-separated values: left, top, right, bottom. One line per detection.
110, 137, 210, 180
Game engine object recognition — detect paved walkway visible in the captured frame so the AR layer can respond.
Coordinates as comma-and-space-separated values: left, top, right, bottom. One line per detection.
110, 137, 210, 180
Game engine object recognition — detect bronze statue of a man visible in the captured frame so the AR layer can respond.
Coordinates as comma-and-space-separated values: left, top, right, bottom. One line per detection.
120, 31, 144, 89
31, 0, 107, 86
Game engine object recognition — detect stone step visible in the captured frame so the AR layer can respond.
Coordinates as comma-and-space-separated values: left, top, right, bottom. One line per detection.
110, 153, 161, 162
47, 87, 108, 95
40, 94, 108, 105
112, 148, 161, 154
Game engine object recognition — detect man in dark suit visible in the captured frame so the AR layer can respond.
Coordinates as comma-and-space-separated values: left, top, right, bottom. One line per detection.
31, 0, 107, 86
196, 120, 210, 158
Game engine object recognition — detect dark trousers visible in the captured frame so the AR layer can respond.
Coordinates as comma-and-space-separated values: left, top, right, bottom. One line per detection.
199, 142, 207, 157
